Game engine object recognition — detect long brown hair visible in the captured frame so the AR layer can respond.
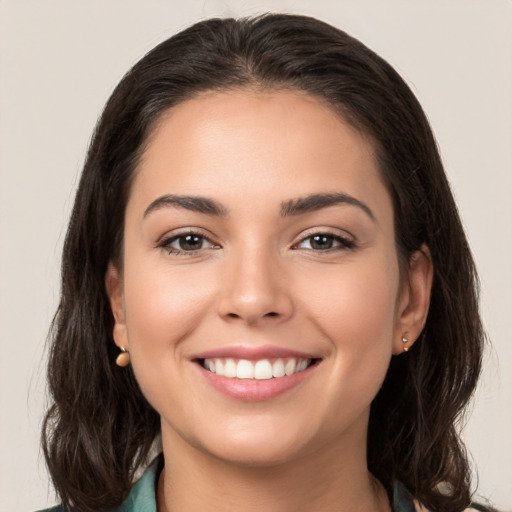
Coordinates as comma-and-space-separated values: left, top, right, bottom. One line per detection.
43, 14, 485, 512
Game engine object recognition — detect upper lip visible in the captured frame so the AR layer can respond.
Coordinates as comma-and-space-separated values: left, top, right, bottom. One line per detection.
192, 345, 321, 361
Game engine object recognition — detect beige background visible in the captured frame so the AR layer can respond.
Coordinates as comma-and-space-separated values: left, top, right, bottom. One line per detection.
0, 1, 511, 511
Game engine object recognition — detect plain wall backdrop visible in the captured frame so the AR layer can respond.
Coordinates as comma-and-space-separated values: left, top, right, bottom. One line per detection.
1, 1, 511, 511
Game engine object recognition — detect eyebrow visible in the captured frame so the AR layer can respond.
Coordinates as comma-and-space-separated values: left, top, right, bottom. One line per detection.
143, 195, 228, 218
280, 192, 375, 221
143, 192, 375, 222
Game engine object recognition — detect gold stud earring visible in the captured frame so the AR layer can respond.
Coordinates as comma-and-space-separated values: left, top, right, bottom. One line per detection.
116, 347, 131, 367
401, 333, 409, 352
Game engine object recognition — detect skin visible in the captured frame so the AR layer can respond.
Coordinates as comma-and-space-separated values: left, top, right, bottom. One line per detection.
106, 89, 432, 512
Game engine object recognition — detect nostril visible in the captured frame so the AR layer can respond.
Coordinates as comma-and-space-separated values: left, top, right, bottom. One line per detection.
265, 312, 278, 317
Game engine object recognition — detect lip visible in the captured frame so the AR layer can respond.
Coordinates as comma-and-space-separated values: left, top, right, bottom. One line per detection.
192, 345, 319, 361
192, 345, 321, 402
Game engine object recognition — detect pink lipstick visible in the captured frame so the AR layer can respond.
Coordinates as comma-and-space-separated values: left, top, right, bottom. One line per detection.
192, 345, 321, 401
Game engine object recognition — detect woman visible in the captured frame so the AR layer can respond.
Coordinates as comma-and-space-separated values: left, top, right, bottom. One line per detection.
40, 14, 491, 512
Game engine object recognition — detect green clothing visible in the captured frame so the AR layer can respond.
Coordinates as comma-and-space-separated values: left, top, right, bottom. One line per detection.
37, 459, 160, 512
37, 456, 489, 512
116, 458, 159, 512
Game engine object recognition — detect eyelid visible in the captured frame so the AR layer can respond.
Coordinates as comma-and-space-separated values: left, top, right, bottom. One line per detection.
292, 227, 356, 250
155, 228, 220, 255
155, 227, 209, 244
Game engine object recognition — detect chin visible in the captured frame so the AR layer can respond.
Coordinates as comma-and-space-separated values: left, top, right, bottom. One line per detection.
206, 438, 309, 468
186, 414, 329, 469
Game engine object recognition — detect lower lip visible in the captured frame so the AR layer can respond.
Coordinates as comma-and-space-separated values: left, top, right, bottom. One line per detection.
196, 362, 317, 401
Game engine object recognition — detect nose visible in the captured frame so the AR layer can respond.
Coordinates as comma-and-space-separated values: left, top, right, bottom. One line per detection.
216, 249, 294, 326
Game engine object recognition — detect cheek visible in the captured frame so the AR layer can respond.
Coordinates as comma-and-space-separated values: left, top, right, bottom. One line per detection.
122, 258, 216, 357
298, 254, 400, 402
301, 255, 399, 338
121, 259, 220, 411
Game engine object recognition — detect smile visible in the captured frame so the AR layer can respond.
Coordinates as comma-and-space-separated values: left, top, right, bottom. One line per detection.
194, 348, 321, 401
201, 357, 313, 380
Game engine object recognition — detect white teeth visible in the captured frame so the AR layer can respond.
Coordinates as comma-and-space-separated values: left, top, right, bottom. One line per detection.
284, 359, 296, 376
272, 359, 285, 378
224, 358, 237, 378
296, 359, 308, 372
254, 360, 272, 380
203, 357, 312, 379
237, 359, 254, 379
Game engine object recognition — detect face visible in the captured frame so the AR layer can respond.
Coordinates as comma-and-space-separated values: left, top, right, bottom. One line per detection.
107, 89, 430, 468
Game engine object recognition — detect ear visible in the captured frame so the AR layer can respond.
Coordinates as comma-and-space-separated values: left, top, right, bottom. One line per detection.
393, 245, 433, 355
105, 263, 129, 351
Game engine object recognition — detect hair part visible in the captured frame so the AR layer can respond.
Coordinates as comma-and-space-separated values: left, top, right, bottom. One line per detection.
43, 14, 485, 512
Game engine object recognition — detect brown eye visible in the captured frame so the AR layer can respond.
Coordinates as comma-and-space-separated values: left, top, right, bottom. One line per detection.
177, 234, 204, 251
159, 231, 218, 255
296, 233, 355, 251
309, 235, 334, 250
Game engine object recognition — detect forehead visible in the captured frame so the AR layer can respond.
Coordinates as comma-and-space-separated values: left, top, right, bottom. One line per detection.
129, 89, 391, 219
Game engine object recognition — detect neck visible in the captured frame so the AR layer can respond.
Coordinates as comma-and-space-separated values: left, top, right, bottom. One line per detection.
156, 424, 391, 512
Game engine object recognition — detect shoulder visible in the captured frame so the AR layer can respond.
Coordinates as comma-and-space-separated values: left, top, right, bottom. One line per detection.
393, 482, 498, 512
415, 502, 492, 511
412, 500, 496, 512
424, 506, 492, 512
116, 455, 161, 512
412, 500, 497, 512
34, 455, 162, 512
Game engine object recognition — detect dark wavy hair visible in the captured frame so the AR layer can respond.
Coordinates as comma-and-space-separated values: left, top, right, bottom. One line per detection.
42, 14, 485, 512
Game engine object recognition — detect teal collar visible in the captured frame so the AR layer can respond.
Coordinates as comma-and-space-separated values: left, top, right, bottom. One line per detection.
117, 457, 161, 512
117, 455, 416, 512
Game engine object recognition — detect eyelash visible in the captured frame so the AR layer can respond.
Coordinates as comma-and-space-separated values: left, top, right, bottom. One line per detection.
157, 231, 218, 255
293, 232, 356, 252
157, 230, 355, 256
